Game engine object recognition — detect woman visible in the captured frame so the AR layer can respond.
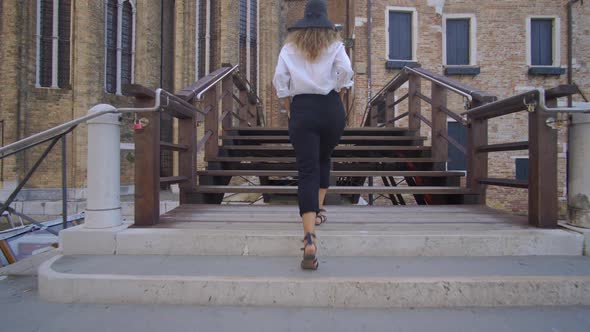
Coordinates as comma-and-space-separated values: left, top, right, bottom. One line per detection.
273, 0, 354, 270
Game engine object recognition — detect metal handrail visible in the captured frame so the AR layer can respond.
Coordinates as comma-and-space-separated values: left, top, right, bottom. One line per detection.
196, 64, 240, 100
0, 88, 169, 158
538, 88, 590, 113
463, 88, 590, 119
403, 67, 473, 103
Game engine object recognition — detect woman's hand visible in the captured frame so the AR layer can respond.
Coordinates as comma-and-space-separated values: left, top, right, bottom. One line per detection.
281, 97, 291, 120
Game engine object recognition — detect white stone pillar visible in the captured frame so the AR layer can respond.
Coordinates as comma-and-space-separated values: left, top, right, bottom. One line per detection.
85, 104, 122, 229
568, 113, 590, 228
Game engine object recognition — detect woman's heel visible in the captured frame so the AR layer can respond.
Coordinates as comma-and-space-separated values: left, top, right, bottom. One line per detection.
301, 232, 319, 270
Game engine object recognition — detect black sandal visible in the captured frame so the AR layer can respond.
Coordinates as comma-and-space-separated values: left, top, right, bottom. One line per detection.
315, 209, 327, 226
301, 232, 319, 270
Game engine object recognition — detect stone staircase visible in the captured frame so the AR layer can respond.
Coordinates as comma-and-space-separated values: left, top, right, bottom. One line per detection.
41, 204, 590, 307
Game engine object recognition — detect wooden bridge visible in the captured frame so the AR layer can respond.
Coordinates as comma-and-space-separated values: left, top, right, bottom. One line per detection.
124, 64, 576, 229
35, 64, 590, 308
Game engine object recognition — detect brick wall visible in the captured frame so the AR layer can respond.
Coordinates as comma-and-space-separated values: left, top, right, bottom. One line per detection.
1, 0, 588, 217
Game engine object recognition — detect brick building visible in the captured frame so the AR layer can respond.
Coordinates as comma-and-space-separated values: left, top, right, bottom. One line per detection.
0, 0, 588, 215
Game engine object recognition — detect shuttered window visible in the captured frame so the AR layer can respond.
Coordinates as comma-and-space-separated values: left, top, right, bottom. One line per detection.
121, 2, 133, 86
105, 0, 135, 94
105, 0, 118, 93
37, 0, 71, 88
39, 0, 54, 87
239, 0, 248, 74
531, 19, 553, 66
249, 0, 258, 90
388, 11, 413, 60
446, 19, 470, 66
448, 122, 467, 171
58, 0, 71, 87
196, 0, 208, 78
515, 158, 529, 181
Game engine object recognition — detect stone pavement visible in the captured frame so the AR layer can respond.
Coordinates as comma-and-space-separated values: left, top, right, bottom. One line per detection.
1, 252, 590, 332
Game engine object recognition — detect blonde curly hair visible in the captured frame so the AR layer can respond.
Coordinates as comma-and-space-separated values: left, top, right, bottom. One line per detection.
286, 28, 341, 62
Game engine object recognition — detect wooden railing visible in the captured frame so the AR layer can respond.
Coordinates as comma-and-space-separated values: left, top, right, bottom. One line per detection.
124, 65, 262, 226
365, 67, 579, 228
364, 67, 495, 167
462, 85, 578, 228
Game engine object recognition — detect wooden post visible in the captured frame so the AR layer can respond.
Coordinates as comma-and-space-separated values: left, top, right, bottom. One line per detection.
221, 76, 234, 131
408, 74, 421, 132
239, 90, 249, 127
369, 105, 378, 127
248, 98, 257, 126
0, 240, 16, 264
466, 102, 488, 204
431, 83, 448, 166
178, 114, 197, 205
134, 96, 161, 226
528, 98, 558, 228
204, 87, 219, 161
385, 92, 395, 128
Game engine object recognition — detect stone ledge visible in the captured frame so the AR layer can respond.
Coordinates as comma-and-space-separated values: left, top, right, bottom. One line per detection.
560, 222, 590, 256
39, 255, 590, 307
59, 224, 131, 255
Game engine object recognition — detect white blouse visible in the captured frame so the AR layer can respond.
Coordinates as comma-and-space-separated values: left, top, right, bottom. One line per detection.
272, 41, 354, 99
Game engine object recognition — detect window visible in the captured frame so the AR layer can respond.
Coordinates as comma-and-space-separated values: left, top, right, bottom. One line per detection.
237, 0, 258, 87
527, 16, 561, 68
196, 0, 211, 79
386, 7, 417, 69
105, 0, 136, 94
36, 0, 71, 88
446, 19, 470, 65
447, 121, 467, 171
531, 19, 553, 66
515, 158, 529, 181
443, 14, 479, 75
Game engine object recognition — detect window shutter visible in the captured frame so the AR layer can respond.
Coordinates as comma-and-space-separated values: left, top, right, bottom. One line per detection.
121, 1, 133, 86
388, 11, 412, 60
249, 0, 258, 88
446, 19, 470, 66
197, 0, 207, 78
447, 122, 467, 170
58, 0, 71, 88
239, 0, 247, 72
105, 0, 118, 93
515, 158, 529, 181
531, 19, 553, 66
39, 0, 54, 88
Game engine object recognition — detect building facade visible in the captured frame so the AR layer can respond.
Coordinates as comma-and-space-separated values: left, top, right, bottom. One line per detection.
0, 0, 588, 215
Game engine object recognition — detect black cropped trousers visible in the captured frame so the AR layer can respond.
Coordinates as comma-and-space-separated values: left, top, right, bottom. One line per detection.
288, 90, 346, 217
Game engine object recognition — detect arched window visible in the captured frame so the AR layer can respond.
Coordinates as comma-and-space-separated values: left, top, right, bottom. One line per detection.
36, 0, 71, 88
105, 0, 136, 94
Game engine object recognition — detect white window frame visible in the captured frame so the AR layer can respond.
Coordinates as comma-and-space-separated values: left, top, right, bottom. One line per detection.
35, 0, 63, 88
526, 16, 561, 67
104, 0, 136, 95
385, 6, 418, 62
442, 14, 477, 67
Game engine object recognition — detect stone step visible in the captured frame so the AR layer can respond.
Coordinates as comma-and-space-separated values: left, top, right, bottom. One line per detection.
60, 205, 584, 257
39, 255, 590, 307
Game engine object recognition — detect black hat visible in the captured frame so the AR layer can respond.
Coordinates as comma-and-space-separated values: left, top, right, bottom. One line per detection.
288, 0, 335, 31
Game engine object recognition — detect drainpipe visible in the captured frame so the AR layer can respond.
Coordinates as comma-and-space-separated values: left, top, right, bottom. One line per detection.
566, 0, 589, 228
